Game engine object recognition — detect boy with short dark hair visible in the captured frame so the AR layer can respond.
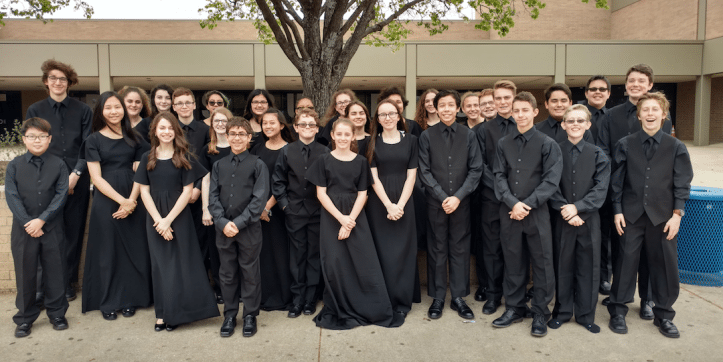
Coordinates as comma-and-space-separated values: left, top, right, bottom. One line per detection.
536, 83, 593, 143
209, 118, 269, 338
492, 92, 562, 337
7, 118, 69, 338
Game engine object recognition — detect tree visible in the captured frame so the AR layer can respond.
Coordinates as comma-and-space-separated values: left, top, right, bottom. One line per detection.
0, 0, 93, 26
200, 0, 607, 118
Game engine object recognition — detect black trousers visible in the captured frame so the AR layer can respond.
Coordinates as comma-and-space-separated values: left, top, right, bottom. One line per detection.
12, 223, 68, 325
471, 188, 488, 291
286, 210, 322, 305
608, 213, 679, 320
607, 200, 651, 301
499, 205, 555, 317
217, 222, 262, 319
62, 172, 91, 287
599, 199, 614, 284
426, 201, 471, 300
480, 197, 504, 302
552, 213, 600, 325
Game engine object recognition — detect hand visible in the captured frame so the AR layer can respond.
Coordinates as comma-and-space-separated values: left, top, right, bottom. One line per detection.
160, 228, 174, 241
223, 222, 239, 237
338, 226, 351, 240
154, 218, 174, 239
663, 214, 682, 240
509, 202, 531, 220
614, 214, 626, 236
568, 215, 585, 227
202, 208, 214, 226
68, 173, 80, 195
337, 215, 356, 231
24, 218, 46, 236
112, 205, 130, 219
260, 209, 270, 222
560, 204, 578, 221
188, 188, 201, 204
385, 203, 404, 221
442, 196, 461, 214
119, 198, 137, 214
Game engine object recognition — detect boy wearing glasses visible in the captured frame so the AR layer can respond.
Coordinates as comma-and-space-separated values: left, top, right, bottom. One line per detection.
26, 59, 92, 304
547, 105, 610, 334
273, 109, 329, 317
210, 118, 269, 338
7, 118, 70, 337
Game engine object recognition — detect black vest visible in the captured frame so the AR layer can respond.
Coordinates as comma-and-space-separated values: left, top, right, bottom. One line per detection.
481, 117, 509, 202
13, 155, 66, 231
427, 124, 471, 205
285, 141, 326, 215
217, 154, 259, 220
622, 132, 676, 226
606, 103, 672, 154
559, 141, 598, 220
498, 130, 546, 202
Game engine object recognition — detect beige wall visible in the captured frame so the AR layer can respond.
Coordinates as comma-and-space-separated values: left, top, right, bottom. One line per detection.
707, 0, 723, 40
0, 191, 12, 291
611, 0, 698, 40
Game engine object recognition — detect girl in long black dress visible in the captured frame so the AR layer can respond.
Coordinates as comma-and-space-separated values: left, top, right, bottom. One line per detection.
343, 101, 371, 155
82, 91, 152, 320
250, 108, 295, 311
365, 99, 419, 317
135, 84, 174, 144
134, 111, 219, 332
318, 89, 356, 147
306, 118, 403, 330
242, 89, 274, 148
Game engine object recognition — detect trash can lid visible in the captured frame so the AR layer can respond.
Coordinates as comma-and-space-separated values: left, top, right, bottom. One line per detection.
689, 186, 723, 201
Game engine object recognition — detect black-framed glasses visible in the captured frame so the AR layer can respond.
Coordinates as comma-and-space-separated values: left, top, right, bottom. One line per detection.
228, 132, 250, 138
24, 135, 50, 141
174, 101, 195, 107
296, 122, 317, 128
336, 100, 351, 106
587, 87, 609, 93
296, 106, 315, 111
48, 76, 68, 83
251, 100, 268, 105
378, 112, 399, 119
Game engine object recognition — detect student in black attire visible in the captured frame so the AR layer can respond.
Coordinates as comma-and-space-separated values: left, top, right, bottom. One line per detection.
25, 59, 92, 303
607, 92, 693, 338
548, 104, 610, 334
536, 83, 593, 143
418, 90, 483, 320
474, 80, 517, 313
7, 118, 70, 338
318, 89, 356, 147
273, 109, 329, 318
209, 118, 269, 338
378, 86, 423, 137
492, 92, 562, 338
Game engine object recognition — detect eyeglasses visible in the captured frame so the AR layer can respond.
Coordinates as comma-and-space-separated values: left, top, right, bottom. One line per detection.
378, 112, 399, 119
228, 132, 250, 138
48, 76, 68, 84
587, 87, 609, 93
564, 119, 588, 125
208, 101, 224, 106
296, 106, 315, 111
296, 122, 317, 128
24, 135, 50, 141
480, 101, 495, 107
174, 101, 195, 108
213, 119, 228, 124
336, 100, 351, 107
251, 100, 268, 105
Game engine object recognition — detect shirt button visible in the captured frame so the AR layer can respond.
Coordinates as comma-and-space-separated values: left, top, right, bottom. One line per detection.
516, 170, 520, 173
232, 174, 235, 177
572, 182, 576, 185
38, 192, 41, 194
572, 170, 576, 174
573, 193, 576, 197
449, 156, 452, 159
230, 184, 233, 187
304, 167, 307, 170
513, 193, 517, 196
515, 182, 518, 185
645, 185, 648, 188
230, 194, 233, 197
646, 168, 650, 171
518, 159, 522, 162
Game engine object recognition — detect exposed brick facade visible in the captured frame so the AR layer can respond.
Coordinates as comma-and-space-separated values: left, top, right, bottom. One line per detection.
611, 0, 698, 40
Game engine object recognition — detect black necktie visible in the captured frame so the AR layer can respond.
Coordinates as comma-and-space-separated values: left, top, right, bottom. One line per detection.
31, 156, 43, 174
53, 102, 62, 121
302, 145, 309, 163
443, 128, 451, 149
231, 155, 239, 168
644, 138, 655, 161
501, 120, 509, 136
571, 146, 580, 166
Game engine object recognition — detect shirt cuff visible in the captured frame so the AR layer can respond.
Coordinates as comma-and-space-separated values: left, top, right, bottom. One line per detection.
612, 202, 623, 215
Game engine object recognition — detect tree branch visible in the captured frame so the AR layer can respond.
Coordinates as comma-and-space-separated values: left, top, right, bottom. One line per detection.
280, 0, 303, 24
256, 0, 303, 68
363, 0, 427, 37
339, 0, 375, 35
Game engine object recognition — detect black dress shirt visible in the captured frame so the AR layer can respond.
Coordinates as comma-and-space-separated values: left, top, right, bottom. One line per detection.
272, 140, 329, 214
535, 116, 593, 144
597, 100, 673, 158
549, 140, 610, 215
475, 114, 516, 192
26, 96, 92, 173
208, 150, 269, 230
583, 101, 607, 141
5, 152, 69, 229
178, 118, 210, 189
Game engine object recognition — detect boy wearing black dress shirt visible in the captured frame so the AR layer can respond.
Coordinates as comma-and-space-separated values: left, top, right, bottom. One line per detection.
536, 83, 594, 144
548, 105, 610, 334
607, 92, 693, 338
418, 90, 483, 320
209, 118, 269, 338
7, 118, 70, 338
474, 80, 517, 314
26, 59, 92, 303
273, 109, 329, 318
492, 92, 562, 337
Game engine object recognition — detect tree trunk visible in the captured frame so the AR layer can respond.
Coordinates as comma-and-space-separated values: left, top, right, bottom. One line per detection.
299, 51, 347, 126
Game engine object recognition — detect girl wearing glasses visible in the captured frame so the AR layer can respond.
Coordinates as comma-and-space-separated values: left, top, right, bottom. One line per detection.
242, 89, 275, 148
201, 90, 230, 127
318, 89, 356, 147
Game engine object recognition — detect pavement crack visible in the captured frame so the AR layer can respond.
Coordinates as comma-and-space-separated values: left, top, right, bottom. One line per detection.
682, 286, 723, 311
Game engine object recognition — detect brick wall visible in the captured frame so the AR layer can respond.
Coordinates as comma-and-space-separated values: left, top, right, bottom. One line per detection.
711, 78, 723, 144
707, 0, 723, 40
676, 81, 695, 141
611, 0, 697, 40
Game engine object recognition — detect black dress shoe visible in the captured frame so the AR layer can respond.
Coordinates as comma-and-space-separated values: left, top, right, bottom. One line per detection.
102, 311, 118, 321
482, 299, 501, 315
242, 315, 257, 337
492, 309, 524, 328
525, 287, 534, 302
50, 316, 69, 330
65, 286, 77, 302
474, 287, 487, 302
531, 314, 547, 337
450, 297, 475, 319
303, 301, 317, 315
121, 307, 136, 317
288, 304, 303, 318
608, 315, 628, 334
601, 297, 610, 306
427, 299, 444, 319
220, 317, 236, 337
599, 281, 611, 295
654, 318, 680, 338
15, 323, 32, 338
216, 294, 225, 305
166, 324, 177, 331
639, 300, 654, 320
154, 323, 166, 332
35, 292, 45, 309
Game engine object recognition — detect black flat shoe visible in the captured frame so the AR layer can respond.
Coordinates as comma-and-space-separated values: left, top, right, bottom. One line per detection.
65, 286, 77, 302
303, 301, 317, 315
474, 287, 487, 302
166, 324, 177, 331
639, 300, 654, 320
427, 299, 444, 319
450, 297, 475, 319
609, 315, 628, 334
654, 318, 680, 338
216, 294, 224, 305
599, 281, 611, 295
601, 297, 610, 306
525, 287, 534, 302
482, 299, 501, 315
288, 304, 303, 318
121, 307, 136, 317
242, 315, 257, 337
50, 317, 69, 331
492, 309, 524, 328
220, 317, 236, 337
15, 323, 32, 338
154, 323, 166, 332
102, 311, 118, 321
531, 314, 548, 337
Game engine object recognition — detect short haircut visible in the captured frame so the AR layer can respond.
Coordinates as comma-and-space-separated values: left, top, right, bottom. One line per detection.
172, 87, 194, 101
626, 63, 654, 84
378, 86, 409, 109
294, 108, 320, 125
461, 91, 481, 106
493, 80, 517, 96
41, 59, 79, 90
201, 90, 230, 108
585, 75, 611, 91
479, 88, 494, 98
562, 104, 592, 122
434, 89, 461, 109
636, 92, 670, 118
544, 83, 572, 102
226, 116, 253, 135
22, 117, 52, 135
513, 92, 537, 109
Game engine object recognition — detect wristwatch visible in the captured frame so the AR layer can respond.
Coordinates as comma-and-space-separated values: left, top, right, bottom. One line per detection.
72, 169, 82, 176
673, 209, 685, 217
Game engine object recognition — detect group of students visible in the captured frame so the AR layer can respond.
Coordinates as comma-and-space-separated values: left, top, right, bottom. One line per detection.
8, 59, 693, 341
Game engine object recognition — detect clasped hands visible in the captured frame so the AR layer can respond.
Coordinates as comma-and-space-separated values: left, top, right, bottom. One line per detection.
337, 215, 356, 240
385, 203, 404, 221
113, 198, 137, 219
